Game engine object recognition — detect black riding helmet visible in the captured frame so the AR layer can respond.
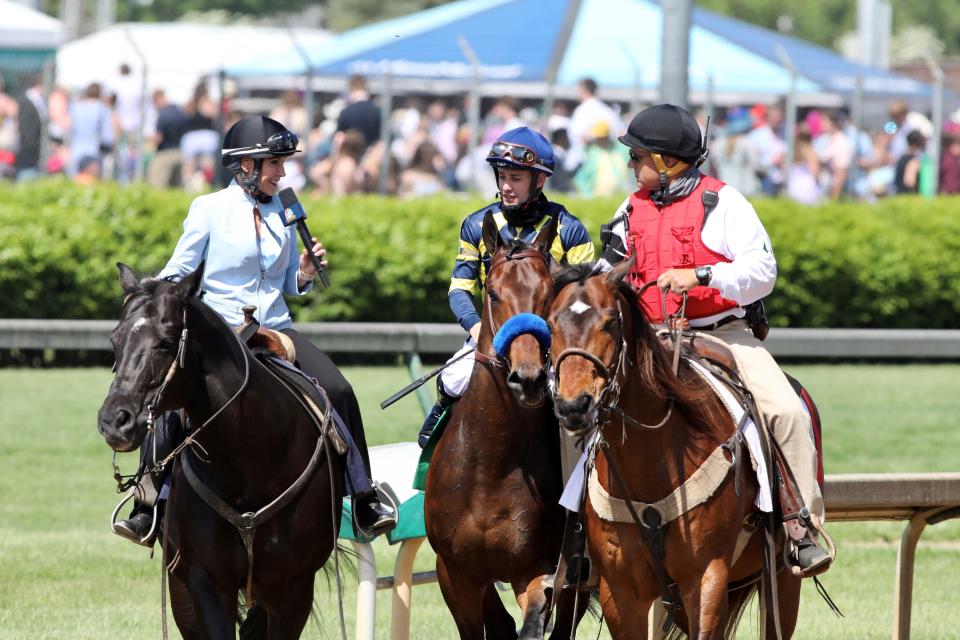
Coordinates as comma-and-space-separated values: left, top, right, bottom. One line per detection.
221, 115, 299, 203
619, 104, 709, 194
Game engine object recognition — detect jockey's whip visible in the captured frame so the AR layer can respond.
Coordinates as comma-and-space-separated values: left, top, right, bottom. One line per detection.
380, 347, 476, 410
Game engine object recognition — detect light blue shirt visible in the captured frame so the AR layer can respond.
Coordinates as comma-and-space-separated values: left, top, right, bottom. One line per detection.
158, 181, 311, 329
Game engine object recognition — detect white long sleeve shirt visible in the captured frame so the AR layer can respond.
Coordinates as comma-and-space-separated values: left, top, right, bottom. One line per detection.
598, 183, 776, 327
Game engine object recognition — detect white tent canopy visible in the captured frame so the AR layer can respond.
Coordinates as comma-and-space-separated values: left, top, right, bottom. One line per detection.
56, 22, 330, 104
0, 0, 62, 49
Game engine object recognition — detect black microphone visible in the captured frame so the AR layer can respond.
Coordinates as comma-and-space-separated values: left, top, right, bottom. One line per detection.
278, 187, 330, 288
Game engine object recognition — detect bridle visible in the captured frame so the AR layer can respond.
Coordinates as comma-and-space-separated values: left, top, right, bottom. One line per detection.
478, 245, 551, 371
112, 297, 251, 493
551, 281, 676, 435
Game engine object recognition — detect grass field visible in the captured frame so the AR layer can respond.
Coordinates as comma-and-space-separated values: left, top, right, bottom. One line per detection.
1, 364, 958, 639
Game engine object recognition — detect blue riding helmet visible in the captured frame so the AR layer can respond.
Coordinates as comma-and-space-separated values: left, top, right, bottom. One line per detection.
485, 127, 555, 176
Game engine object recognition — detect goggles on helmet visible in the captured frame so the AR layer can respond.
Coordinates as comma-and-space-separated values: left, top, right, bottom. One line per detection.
488, 141, 538, 167
266, 130, 299, 155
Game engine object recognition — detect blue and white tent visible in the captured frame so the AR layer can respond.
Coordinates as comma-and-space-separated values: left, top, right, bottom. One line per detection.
232, 0, 930, 103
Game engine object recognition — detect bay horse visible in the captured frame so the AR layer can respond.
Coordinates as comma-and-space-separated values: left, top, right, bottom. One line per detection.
97, 264, 343, 640
546, 259, 801, 639
424, 212, 588, 640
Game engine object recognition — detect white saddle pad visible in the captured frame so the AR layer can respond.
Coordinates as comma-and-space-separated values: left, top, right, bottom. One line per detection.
560, 358, 773, 513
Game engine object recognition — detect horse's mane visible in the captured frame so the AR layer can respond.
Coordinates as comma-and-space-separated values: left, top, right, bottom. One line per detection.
123, 277, 251, 371
551, 263, 717, 433
615, 282, 717, 432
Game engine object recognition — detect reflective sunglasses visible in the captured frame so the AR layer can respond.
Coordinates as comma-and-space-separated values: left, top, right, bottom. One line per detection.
266, 130, 299, 154
488, 141, 538, 166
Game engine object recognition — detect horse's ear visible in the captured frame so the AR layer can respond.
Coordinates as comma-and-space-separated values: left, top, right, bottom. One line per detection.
117, 262, 140, 294
172, 262, 204, 300
532, 215, 558, 255
605, 255, 635, 287
481, 210, 502, 256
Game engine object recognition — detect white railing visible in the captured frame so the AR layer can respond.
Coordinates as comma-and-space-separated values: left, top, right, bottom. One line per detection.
2, 319, 960, 359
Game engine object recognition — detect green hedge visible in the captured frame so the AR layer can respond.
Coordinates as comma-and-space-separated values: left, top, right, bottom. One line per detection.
1, 179, 958, 328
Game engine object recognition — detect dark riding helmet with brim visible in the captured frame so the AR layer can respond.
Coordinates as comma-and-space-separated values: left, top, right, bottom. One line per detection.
221, 115, 300, 201
619, 104, 708, 179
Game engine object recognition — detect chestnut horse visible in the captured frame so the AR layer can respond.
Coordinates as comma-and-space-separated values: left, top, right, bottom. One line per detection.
424, 212, 588, 639
97, 265, 343, 640
546, 260, 800, 639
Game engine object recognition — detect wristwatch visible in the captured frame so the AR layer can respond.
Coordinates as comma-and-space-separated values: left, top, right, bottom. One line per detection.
695, 265, 713, 287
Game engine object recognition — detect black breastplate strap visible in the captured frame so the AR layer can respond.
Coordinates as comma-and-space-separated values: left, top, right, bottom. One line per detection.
179, 366, 332, 606
601, 450, 683, 632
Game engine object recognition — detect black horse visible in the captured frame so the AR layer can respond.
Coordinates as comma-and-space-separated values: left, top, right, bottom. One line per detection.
97, 264, 343, 640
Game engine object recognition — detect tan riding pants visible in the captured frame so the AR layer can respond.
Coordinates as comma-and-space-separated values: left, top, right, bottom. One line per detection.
695, 319, 825, 524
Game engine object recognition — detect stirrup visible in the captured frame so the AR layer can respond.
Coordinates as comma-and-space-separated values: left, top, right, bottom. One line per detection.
111, 489, 159, 547
352, 482, 399, 540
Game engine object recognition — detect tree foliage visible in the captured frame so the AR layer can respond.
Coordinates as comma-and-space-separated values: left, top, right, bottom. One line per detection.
698, 0, 960, 56
324, 0, 451, 32
115, 0, 315, 23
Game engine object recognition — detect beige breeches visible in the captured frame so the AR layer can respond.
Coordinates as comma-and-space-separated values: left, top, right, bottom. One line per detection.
696, 319, 825, 523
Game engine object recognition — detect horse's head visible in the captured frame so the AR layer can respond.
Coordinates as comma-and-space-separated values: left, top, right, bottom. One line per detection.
481, 211, 557, 407
547, 259, 634, 433
97, 263, 202, 452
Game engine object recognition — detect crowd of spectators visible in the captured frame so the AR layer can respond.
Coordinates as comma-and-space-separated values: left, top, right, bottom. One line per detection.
708, 98, 960, 202
2, 69, 959, 203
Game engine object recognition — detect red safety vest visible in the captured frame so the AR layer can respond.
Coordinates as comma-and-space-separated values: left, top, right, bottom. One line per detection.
626, 175, 739, 322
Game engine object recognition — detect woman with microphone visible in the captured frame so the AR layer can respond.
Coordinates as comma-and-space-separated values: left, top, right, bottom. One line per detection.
114, 115, 396, 544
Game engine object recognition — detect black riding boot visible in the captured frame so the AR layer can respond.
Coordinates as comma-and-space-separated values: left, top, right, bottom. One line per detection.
113, 411, 183, 547
352, 487, 398, 538
417, 380, 456, 448
562, 520, 592, 590
790, 535, 832, 576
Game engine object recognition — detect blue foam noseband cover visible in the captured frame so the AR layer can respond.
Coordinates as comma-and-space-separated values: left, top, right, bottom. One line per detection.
493, 313, 552, 357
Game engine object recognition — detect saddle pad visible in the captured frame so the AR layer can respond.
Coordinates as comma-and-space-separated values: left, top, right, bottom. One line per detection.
686, 359, 772, 512
559, 360, 772, 514
412, 407, 451, 492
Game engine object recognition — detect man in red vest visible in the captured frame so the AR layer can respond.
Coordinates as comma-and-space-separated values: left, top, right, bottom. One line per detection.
597, 104, 831, 576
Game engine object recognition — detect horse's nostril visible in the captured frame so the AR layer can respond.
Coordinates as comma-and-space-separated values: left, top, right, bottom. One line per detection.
532, 369, 547, 388
557, 394, 592, 417
507, 370, 522, 387
115, 408, 132, 429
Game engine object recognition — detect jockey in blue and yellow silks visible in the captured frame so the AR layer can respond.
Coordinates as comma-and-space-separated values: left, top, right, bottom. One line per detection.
419, 126, 595, 446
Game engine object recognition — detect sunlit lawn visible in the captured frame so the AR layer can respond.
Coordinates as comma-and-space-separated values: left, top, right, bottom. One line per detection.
0, 364, 957, 639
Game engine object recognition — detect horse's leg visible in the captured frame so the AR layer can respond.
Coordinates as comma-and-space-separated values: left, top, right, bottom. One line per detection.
482, 583, 517, 640
513, 574, 552, 640
181, 564, 237, 640
597, 577, 651, 640
691, 558, 730, 640
768, 570, 801, 639
266, 573, 316, 640
547, 585, 590, 640
436, 554, 486, 640
239, 604, 267, 640
168, 567, 206, 640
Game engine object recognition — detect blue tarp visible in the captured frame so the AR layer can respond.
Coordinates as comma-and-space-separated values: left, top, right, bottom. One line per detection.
232, 0, 929, 98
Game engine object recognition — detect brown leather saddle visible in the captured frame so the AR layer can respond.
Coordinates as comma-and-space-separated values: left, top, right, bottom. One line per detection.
237, 305, 296, 363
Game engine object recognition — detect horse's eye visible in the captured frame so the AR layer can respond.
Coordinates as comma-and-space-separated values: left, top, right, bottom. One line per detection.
488, 291, 500, 305
603, 318, 619, 335
157, 337, 177, 351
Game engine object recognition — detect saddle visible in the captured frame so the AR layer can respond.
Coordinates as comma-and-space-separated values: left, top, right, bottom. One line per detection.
656, 329, 823, 518
238, 305, 296, 363
235, 306, 347, 455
